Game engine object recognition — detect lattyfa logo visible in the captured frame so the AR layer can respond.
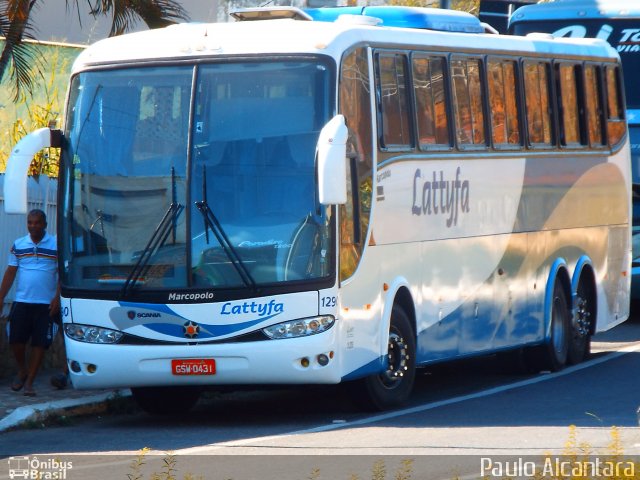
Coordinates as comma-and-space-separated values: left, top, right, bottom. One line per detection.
7, 456, 73, 479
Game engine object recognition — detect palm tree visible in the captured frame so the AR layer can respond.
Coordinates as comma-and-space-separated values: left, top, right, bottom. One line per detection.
0, 0, 189, 100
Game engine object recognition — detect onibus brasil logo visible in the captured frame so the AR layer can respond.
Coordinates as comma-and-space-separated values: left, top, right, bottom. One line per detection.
7, 456, 72, 479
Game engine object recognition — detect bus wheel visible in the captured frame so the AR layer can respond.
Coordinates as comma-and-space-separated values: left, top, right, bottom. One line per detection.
131, 386, 202, 415
359, 306, 416, 411
528, 280, 570, 372
567, 280, 594, 365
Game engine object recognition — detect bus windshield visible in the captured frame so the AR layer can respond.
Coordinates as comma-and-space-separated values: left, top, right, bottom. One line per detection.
60, 60, 334, 294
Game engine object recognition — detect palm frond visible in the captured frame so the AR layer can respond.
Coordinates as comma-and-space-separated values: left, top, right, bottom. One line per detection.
0, 1, 12, 37
127, 0, 189, 30
0, 0, 44, 100
65, 0, 85, 29
83, 0, 189, 37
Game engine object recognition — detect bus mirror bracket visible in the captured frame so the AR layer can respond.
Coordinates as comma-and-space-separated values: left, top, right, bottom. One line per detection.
4, 127, 58, 214
317, 114, 348, 205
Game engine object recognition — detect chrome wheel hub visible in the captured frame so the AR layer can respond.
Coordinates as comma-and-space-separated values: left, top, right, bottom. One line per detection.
381, 331, 410, 388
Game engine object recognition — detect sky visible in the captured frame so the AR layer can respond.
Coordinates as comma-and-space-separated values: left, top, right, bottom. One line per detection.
31, 0, 222, 44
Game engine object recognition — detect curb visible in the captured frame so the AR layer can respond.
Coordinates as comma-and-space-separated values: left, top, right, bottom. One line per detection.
0, 389, 131, 433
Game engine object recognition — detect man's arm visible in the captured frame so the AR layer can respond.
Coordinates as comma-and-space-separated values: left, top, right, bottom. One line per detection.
49, 282, 61, 316
0, 265, 18, 313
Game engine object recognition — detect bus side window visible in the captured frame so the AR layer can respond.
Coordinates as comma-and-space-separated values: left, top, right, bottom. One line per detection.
605, 65, 626, 147
375, 52, 412, 151
584, 64, 606, 148
523, 60, 553, 147
412, 55, 451, 150
451, 57, 486, 148
487, 58, 521, 148
556, 62, 585, 147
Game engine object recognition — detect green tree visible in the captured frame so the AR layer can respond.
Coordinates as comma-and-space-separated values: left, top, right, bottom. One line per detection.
0, 0, 189, 100
0, 43, 74, 176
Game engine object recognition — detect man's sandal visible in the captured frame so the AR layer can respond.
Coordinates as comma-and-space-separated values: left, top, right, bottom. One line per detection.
23, 386, 36, 396
11, 375, 27, 392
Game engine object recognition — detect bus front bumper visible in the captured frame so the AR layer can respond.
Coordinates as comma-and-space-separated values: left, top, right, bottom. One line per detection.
64, 330, 342, 389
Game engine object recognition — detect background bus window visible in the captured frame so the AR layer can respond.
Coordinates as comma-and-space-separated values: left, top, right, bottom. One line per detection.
487, 58, 520, 148
375, 53, 412, 150
412, 55, 450, 149
523, 61, 553, 147
583, 64, 606, 147
605, 65, 626, 146
556, 63, 584, 147
340, 47, 374, 282
451, 57, 486, 148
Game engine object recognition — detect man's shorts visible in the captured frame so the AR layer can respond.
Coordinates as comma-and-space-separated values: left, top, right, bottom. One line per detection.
8, 302, 55, 348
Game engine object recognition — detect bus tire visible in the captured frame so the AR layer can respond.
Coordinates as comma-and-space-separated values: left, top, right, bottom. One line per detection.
357, 305, 416, 411
528, 279, 570, 372
131, 386, 202, 415
567, 279, 594, 365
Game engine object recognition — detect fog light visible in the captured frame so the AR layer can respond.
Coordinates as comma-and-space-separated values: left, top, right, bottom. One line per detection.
317, 354, 329, 366
86, 364, 97, 374
70, 361, 81, 373
300, 357, 310, 368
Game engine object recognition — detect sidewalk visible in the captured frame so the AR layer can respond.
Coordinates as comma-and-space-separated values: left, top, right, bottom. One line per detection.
0, 368, 129, 432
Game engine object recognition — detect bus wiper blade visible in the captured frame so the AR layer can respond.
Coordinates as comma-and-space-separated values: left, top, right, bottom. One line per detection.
194, 199, 257, 290
121, 168, 184, 298
120, 202, 184, 298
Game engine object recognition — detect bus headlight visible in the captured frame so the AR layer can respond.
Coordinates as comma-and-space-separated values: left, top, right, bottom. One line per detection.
64, 323, 124, 344
262, 315, 335, 339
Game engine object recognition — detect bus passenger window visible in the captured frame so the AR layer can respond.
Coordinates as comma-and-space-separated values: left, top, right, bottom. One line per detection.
451, 58, 486, 148
376, 53, 412, 150
488, 59, 520, 147
605, 65, 626, 146
412, 55, 450, 149
584, 64, 605, 147
557, 63, 583, 147
523, 61, 553, 147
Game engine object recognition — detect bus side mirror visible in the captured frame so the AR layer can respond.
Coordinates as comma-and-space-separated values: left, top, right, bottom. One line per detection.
316, 114, 348, 205
4, 128, 61, 214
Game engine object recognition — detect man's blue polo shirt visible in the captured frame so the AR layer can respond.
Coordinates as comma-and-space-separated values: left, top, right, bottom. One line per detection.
8, 232, 58, 304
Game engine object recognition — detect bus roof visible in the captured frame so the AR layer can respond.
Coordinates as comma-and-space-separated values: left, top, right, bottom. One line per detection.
71, 7, 619, 73
510, 0, 640, 24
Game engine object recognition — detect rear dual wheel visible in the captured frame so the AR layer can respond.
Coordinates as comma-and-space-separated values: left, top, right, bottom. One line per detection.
526, 279, 570, 372
567, 280, 594, 365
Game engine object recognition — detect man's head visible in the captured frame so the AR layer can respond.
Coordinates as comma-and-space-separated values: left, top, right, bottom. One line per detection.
27, 209, 47, 242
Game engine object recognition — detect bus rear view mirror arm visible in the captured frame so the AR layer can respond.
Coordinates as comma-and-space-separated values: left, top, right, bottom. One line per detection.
317, 114, 348, 205
3, 128, 62, 214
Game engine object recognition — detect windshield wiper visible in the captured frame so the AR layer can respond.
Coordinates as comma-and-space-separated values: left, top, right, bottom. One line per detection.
195, 165, 257, 290
121, 168, 184, 298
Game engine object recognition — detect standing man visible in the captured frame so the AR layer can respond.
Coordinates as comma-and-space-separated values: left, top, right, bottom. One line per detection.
0, 209, 59, 396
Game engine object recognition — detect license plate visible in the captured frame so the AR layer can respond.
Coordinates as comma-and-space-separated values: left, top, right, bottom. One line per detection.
171, 359, 216, 375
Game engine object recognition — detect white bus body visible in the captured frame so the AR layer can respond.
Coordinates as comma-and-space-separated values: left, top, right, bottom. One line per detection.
508, 0, 640, 300
5, 6, 631, 412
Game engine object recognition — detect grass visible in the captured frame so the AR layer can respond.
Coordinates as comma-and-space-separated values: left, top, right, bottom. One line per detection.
123, 426, 640, 479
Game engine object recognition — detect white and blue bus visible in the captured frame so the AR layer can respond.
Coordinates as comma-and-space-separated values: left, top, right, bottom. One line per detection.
4, 6, 631, 413
507, 0, 640, 300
